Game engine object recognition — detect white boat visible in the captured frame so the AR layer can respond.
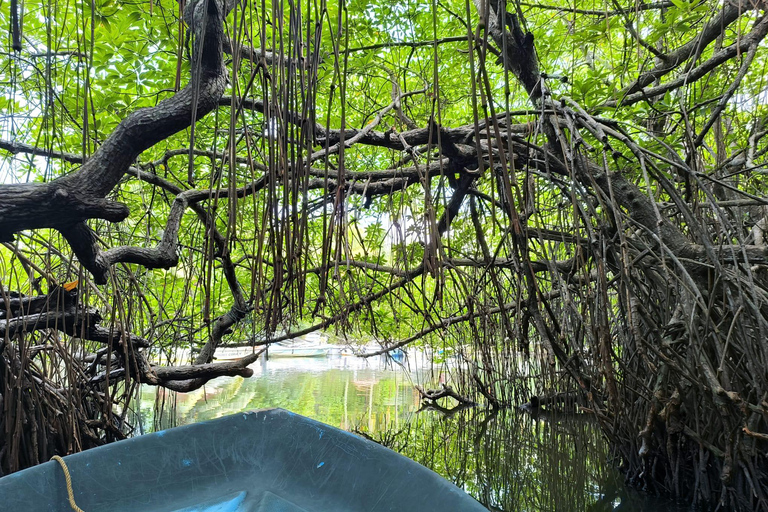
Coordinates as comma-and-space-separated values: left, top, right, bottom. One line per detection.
214, 334, 351, 361
267, 336, 348, 358
267, 342, 331, 358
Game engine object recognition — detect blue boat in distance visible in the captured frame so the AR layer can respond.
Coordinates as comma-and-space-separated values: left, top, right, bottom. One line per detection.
0, 408, 486, 511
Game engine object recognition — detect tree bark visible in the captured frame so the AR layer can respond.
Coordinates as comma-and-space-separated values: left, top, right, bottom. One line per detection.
0, 0, 229, 284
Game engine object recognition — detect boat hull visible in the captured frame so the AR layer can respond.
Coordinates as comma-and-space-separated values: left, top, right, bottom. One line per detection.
0, 408, 485, 511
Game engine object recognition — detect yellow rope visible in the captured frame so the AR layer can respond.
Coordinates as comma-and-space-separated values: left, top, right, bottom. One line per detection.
51, 455, 86, 512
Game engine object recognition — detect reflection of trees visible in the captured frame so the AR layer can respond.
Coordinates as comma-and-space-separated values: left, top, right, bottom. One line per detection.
135, 364, 422, 433
366, 408, 633, 512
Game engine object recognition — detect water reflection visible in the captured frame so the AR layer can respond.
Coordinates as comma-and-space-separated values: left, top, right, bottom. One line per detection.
135, 353, 682, 511
367, 407, 684, 511
135, 353, 429, 433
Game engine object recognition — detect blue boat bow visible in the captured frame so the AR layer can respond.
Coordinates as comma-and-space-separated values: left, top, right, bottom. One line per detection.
0, 408, 486, 511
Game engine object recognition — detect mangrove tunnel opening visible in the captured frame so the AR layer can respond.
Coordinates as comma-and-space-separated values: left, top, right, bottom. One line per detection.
1, 0, 767, 509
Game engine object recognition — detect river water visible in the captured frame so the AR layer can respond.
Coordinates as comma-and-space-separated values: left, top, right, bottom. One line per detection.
135, 352, 683, 511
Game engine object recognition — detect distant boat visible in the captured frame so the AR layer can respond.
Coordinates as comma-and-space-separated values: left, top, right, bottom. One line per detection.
0, 408, 486, 511
267, 340, 334, 358
214, 334, 353, 360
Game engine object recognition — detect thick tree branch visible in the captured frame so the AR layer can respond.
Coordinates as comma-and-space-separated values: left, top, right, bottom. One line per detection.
0, 0, 229, 277
620, 0, 755, 97
153, 351, 264, 392
604, 14, 768, 108
1, 289, 257, 392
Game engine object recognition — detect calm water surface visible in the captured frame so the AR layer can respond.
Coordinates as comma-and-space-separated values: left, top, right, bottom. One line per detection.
136, 352, 683, 512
